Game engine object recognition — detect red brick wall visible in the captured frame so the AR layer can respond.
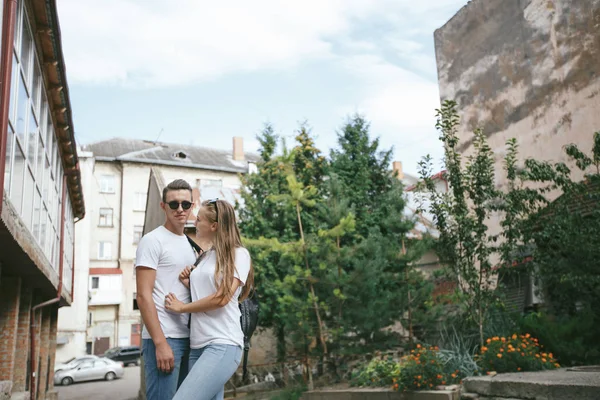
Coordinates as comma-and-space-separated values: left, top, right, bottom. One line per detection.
12, 285, 32, 392
47, 307, 58, 393
32, 307, 42, 395
0, 277, 21, 381
37, 309, 51, 398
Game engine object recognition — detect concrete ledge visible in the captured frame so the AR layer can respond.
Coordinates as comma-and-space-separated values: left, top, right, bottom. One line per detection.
463, 369, 600, 400
0, 381, 11, 400
301, 389, 459, 400
10, 392, 30, 400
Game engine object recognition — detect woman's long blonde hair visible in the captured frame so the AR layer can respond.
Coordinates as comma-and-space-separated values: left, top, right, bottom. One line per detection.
202, 199, 254, 302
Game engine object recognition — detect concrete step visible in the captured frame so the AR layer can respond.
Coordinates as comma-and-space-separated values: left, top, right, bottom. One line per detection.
463, 369, 600, 400
301, 389, 459, 400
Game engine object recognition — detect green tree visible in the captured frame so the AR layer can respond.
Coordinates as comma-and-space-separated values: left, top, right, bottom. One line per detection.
329, 115, 396, 238
417, 101, 527, 348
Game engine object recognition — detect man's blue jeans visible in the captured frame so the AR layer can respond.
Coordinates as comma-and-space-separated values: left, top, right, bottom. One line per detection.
142, 338, 190, 400
173, 344, 242, 400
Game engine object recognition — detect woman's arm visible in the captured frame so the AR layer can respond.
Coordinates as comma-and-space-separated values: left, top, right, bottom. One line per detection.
165, 278, 242, 313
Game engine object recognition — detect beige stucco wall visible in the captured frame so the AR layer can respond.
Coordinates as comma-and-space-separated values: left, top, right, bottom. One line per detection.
435, 0, 600, 239
56, 153, 95, 362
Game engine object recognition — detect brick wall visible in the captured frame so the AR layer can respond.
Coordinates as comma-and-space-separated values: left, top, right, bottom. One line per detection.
37, 309, 51, 399
47, 307, 58, 394
12, 285, 32, 392
0, 277, 21, 381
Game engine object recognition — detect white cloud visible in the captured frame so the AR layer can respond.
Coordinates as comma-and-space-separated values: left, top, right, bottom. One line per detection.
57, 0, 466, 87
339, 54, 444, 173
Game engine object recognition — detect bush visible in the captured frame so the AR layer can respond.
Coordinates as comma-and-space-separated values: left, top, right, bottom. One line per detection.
478, 334, 559, 374
519, 310, 600, 366
396, 345, 462, 391
350, 356, 400, 388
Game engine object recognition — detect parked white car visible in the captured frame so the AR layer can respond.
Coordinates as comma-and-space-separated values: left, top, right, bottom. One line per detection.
54, 358, 124, 386
54, 355, 99, 373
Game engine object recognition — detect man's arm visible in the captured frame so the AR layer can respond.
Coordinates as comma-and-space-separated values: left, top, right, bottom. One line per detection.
136, 267, 174, 373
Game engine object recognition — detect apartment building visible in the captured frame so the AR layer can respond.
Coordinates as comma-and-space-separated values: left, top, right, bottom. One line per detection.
0, 0, 85, 398
56, 137, 258, 360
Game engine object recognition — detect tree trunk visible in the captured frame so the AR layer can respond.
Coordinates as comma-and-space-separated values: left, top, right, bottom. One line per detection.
296, 203, 328, 355
402, 240, 413, 344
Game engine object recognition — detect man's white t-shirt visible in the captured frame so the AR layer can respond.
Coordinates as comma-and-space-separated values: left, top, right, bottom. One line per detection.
189, 247, 251, 349
135, 226, 196, 340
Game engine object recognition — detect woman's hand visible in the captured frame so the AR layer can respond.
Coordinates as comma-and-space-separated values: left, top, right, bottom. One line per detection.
165, 293, 185, 313
179, 266, 192, 289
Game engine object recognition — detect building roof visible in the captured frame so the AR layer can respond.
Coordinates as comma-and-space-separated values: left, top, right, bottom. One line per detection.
34, 0, 84, 218
84, 138, 260, 174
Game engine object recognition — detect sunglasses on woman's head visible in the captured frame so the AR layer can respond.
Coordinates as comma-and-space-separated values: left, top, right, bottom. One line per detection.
167, 200, 193, 210
208, 198, 219, 222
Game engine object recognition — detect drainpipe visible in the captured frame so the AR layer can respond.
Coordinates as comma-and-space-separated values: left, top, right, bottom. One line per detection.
0, 0, 18, 215
30, 175, 67, 400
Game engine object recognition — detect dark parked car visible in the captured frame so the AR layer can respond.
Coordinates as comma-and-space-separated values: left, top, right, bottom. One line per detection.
103, 346, 141, 366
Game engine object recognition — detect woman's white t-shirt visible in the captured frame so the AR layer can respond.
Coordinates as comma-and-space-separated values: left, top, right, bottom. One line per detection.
189, 247, 251, 349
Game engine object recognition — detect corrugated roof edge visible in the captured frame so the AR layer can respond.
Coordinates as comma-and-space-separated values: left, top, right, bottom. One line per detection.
94, 156, 251, 174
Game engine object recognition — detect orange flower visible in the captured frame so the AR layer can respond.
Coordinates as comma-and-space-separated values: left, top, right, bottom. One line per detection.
417, 375, 422, 380
501, 337, 506, 342
555, 363, 560, 368
442, 381, 446, 385
486, 338, 492, 344
521, 352, 525, 356
535, 354, 540, 358
497, 354, 503, 359
417, 344, 421, 349
437, 374, 443, 379
393, 384, 399, 390
525, 333, 531, 338
549, 353, 553, 358
542, 358, 547, 363
481, 346, 488, 352
512, 334, 517, 340
500, 348, 504, 352
451, 373, 457, 378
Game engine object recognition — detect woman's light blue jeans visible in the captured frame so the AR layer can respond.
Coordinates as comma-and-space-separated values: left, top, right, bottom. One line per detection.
173, 344, 242, 400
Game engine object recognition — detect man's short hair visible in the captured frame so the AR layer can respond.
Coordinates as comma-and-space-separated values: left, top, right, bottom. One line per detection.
162, 179, 193, 202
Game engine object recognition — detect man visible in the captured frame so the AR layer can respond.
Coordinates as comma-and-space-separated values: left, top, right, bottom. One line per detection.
136, 179, 196, 400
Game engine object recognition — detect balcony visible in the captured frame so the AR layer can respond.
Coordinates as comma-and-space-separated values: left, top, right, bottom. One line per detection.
88, 273, 122, 306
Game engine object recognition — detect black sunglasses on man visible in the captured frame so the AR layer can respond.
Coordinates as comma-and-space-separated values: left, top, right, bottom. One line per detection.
167, 200, 193, 210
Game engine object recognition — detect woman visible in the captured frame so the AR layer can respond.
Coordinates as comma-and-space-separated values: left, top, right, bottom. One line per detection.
165, 199, 254, 400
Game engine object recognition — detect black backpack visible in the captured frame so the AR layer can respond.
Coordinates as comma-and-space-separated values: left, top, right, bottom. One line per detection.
186, 236, 259, 383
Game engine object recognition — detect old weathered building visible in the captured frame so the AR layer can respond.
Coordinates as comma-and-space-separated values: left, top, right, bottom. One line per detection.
0, 0, 84, 399
434, 0, 600, 310
435, 0, 600, 201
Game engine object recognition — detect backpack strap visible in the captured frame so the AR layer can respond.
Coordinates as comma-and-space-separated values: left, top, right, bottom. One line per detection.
186, 235, 202, 258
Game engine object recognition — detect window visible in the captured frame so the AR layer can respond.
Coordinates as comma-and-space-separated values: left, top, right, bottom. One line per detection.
99, 175, 115, 193
88, 312, 93, 327
91, 277, 99, 289
98, 242, 112, 260
133, 292, 139, 310
98, 208, 113, 227
133, 225, 143, 244
134, 192, 146, 211
5, 2, 67, 270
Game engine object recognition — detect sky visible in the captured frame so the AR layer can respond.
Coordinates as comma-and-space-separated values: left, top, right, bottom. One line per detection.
57, 0, 468, 176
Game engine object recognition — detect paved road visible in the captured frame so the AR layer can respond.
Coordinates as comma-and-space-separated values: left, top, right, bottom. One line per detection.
57, 365, 140, 400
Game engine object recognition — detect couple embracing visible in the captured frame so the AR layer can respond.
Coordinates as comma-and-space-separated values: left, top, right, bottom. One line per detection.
135, 179, 254, 400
